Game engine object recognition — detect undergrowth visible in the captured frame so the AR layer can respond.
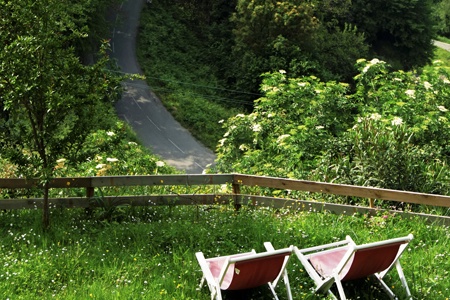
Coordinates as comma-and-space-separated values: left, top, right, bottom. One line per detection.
136, 2, 243, 150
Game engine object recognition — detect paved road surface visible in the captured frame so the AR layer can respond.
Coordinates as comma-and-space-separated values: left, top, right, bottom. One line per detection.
434, 40, 450, 52
109, 0, 216, 174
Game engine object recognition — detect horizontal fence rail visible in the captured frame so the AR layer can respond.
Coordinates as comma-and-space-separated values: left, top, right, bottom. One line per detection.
1, 174, 449, 224
233, 174, 450, 207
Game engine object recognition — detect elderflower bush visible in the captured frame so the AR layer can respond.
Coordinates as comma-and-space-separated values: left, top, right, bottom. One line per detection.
216, 70, 354, 177
216, 60, 449, 196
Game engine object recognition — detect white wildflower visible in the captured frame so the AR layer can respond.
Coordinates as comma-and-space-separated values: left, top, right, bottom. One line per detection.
106, 158, 119, 162
393, 78, 402, 82
56, 158, 66, 163
315, 125, 324, 130
391, 117, 403, 126
370, 113, 382, 121
239, 144, 248, 151
261, 85, 270, 92
218, 138, 226, 146
279, 69, 286, 74
298, 82, 307, 87
128, 142, 137, 146
362, 58, 383, 73
96, 164, 106, 169
236, 114, 246, 118
252, 124, 262, 132
362, 65, 371, 73
218, 119, 224, 123
405, 89, 415, 98
106, 131, 115, 136
437, 105, 448, 112
423, 81, 432, 90
155, 161, 165, 167
276, 134, 290, 143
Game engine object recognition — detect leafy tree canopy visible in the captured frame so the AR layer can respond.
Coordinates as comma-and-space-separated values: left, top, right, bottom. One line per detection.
0, 0, 123, 227
348, 0, 436, 69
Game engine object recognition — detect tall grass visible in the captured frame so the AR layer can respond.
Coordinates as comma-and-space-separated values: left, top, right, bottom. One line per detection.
1, 205, 449, 299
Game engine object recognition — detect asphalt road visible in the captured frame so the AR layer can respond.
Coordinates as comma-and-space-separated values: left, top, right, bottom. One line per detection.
109, 0, 216, 174
434, 40, 450, 52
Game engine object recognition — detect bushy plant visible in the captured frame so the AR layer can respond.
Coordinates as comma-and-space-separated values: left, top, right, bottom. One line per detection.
216, 59, 450, 196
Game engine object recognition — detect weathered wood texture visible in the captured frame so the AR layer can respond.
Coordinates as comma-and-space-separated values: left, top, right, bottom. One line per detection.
1, 174, 449, 224
233, 174, 450, 207
0, 174, 233, 189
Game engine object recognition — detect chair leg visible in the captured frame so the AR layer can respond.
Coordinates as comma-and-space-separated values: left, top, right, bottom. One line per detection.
215, 286, 223, 300
199, 276, 205, 289
334, 276, 347, 300
200, 278, 222, 300
395, 261, 412, 299
268, 283, 280, 300
372, 274, 396, 299
283, 270, 293, 300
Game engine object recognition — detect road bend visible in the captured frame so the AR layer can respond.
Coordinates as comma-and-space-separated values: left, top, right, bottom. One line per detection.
109, 0, 216, 174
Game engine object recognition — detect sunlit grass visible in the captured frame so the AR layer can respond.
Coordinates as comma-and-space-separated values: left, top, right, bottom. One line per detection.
0, 205, 449, 299
424, 43, 450, 73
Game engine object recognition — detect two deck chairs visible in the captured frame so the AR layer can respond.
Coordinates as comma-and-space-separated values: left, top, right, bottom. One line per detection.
195, 234, 413, 300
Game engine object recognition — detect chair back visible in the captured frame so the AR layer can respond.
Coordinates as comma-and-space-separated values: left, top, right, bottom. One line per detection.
341, 242, 404, 281
223, 249, 291, 290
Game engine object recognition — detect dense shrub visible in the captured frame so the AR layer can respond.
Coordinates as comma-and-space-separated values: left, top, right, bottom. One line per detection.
216, 59, 450, 196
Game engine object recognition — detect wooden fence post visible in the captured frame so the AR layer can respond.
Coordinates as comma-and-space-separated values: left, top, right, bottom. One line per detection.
232, 182, 241, 211
85, 187, 95, 215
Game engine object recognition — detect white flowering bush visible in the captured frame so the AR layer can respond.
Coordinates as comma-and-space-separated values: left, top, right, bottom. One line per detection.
216, 60, 450, 196
216, 70, 355, 177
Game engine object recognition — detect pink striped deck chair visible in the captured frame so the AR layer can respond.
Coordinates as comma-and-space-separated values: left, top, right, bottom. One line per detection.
196, 242, 293, 300
295, 234, 413, 300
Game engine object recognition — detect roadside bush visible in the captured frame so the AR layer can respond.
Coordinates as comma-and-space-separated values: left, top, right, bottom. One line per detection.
216, 59, 450, 197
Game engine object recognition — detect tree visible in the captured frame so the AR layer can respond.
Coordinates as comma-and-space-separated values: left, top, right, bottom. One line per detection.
0, 0, 122, 228
434, 0, 450, 37
229, 0, 319, 100
349, 0, 436, 70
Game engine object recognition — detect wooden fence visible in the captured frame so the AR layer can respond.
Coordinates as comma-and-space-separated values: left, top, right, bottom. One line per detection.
0, 174, 449, 224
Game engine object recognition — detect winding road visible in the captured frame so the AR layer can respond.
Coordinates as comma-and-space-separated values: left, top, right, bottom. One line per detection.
107, 0, 450, 175
109, 0, 216, 174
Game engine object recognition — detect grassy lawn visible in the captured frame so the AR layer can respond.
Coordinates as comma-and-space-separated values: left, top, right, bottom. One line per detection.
0, 205, 449, 299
